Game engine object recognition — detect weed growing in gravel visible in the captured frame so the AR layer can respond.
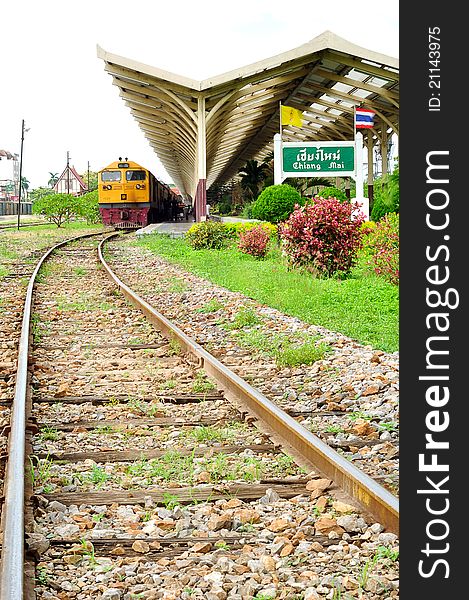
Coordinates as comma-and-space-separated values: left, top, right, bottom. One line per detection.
39, 425, 59, 441
273, 453, 305, 476
80, 465, 110, 488
191, 371, 216, 393
168, 337, 182, 356
74, 266, 87, 276
30, 454, 54, 487
168, 278, 189, 293
93, 425, 115, 434
162, 492, 181, 510
197, 299, 225, 313
147, 450, 196, 483
325, 425, 344, 434
126, 455, 148, 476
35, 567, 49, 585
215, 541, 230, 550
159, 379, 176, 390
234, 327, 330, 368
80, 538, 98, 567
31, 313, 43, 345
92, 513, 105, 523
128, 397, 147, 415
358, 546, 398, 590
187, 425, 225, 442
203, 454, 262, 482
275, 338, 330, 367
227, 306, 262, 329
378, 421, 398, 432
347, 411, 372, 421
56, 293, 112, 312
376, 545, 399, 561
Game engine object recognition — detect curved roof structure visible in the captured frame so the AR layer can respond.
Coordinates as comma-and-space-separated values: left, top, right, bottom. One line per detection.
97, 31, 398, 204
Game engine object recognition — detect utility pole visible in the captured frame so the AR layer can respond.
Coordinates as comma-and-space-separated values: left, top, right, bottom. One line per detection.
66, 151, 70, 194
87, 161, 90, 191
17, 120, 27, 230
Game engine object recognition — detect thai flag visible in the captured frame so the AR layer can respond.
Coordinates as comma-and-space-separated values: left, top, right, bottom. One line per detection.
355, 108, 375, 129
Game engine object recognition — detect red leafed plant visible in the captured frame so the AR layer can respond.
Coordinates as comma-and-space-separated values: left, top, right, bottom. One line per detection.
278, 197, 365, 277
237, 224, 270, 258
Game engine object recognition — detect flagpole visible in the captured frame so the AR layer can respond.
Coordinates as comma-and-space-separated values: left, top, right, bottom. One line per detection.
279, 101, 283, 139
275, 102, 282, 186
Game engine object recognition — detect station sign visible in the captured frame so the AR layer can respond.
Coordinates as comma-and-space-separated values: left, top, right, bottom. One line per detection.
281, 141, 355, 178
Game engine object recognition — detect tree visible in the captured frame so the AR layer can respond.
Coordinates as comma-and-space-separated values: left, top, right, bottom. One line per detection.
29, 187, 54, 203
80, 170, 99, 192
76, 190, 101, 224
48, 172, 59, 187
32, 193, 79, 227
238, 159, 270, 201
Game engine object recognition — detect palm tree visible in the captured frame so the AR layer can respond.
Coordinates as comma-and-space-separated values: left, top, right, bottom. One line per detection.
48, 172, 59, 187
238, 159, 270, 201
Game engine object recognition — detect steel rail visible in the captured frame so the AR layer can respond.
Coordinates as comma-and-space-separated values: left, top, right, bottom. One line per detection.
0, 231, 108, 599
98, 233, 399, 534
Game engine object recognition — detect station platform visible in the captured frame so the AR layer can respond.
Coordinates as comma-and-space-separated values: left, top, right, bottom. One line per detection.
135, 216, 262, 238
135, 221, 194, 237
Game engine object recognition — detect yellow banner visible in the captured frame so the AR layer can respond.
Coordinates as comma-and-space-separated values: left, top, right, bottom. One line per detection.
281, 105, 303, 127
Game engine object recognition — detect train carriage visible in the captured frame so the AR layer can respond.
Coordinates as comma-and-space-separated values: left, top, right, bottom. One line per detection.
98, 158, 178, 228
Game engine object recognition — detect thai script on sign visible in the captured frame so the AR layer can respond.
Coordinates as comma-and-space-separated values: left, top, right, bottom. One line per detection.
296, 147, 342, 162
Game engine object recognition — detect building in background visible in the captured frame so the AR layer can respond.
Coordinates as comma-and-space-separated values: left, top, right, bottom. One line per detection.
53, 164, 88, 196
0, 149, 19, 201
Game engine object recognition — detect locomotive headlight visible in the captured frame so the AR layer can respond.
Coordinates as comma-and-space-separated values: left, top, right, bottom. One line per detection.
136, 184, 145, 190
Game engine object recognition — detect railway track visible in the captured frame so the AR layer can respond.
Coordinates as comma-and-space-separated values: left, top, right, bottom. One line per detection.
0, 231, 399, 599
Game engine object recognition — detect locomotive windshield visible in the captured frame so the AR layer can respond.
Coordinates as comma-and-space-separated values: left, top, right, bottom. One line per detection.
101, 171, 122, 182
126, 170, 146, 181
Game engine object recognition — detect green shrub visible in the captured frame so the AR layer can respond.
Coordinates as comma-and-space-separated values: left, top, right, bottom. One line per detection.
76, 190, 101, 224
316, 186, 348, 202
360, 220, 377, 236
250, 184, 302, 223
185, 221, 234, 249
371, 163, 399, 221
224, 221, 277, 240
241, 202, 254, 219
364, 213, 399, 285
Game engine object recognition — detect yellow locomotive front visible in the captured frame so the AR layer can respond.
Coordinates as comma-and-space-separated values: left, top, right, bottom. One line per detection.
98, 159, 153, 228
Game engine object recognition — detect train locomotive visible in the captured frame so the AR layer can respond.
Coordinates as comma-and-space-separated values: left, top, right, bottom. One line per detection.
98, 158, 180, 229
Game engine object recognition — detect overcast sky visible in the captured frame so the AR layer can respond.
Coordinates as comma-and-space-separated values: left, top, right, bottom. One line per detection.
0, 0, 398, 190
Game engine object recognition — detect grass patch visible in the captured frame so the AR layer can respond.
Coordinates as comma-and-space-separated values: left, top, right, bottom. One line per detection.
135, 235, 398, 352
197, 299, 225, 313
191, 371, 216, 393
233, 328, 330, 367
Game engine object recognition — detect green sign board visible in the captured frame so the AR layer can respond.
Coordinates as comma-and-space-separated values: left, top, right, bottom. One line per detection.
282, 142, 355, 176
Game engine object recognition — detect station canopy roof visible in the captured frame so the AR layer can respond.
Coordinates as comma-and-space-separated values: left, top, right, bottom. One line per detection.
97, 31, 398, 197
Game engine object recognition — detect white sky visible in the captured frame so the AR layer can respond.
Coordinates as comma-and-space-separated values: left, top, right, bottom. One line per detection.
0, 0, 398, 190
